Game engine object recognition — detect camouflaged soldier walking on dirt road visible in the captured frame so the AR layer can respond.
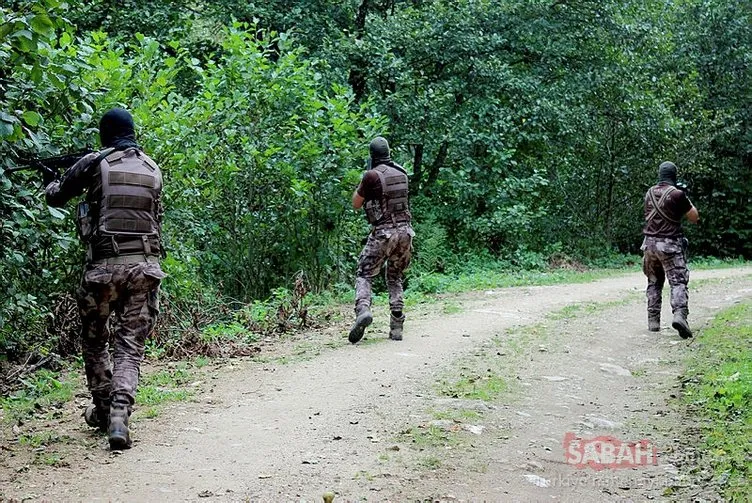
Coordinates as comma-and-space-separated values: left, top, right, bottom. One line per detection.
46, 108, 166, 449
641, 161, 699, 338
349, 137, 415, 344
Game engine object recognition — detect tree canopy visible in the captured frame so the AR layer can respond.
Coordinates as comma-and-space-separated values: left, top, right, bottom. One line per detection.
1, 0, 750, 360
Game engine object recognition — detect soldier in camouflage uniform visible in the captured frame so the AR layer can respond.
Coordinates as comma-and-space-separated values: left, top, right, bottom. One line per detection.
46, 108, 166, 449
349, 137, 415, 344
641, 161, 699, 338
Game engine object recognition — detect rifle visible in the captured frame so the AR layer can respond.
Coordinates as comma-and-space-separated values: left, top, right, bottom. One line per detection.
3, 149, 94, 185
675, 180, 691, 197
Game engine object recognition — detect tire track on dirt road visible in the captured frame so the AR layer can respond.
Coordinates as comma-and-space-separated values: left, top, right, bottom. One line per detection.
2, 267, 751, 502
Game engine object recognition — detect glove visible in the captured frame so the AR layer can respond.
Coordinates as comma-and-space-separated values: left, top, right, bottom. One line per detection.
675, 181, 690, 197
41, 165, 58, 187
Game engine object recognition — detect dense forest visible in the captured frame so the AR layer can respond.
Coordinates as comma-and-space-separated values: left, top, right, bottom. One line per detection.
1, 0, 750, 362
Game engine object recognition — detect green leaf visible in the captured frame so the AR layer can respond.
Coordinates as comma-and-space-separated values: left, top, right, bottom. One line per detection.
59, 31, 72, 48
30, 14, 55, 37
21, 111, 42, 127
11, 30, 36, 52
30, 64, 43, 83
0, 23, 14, 40
48, 207, 67, 220
0, 122, 14, 138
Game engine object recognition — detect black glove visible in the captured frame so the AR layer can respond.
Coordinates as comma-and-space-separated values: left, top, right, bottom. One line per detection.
41, 165, 57, 187
675, 181, 690, 197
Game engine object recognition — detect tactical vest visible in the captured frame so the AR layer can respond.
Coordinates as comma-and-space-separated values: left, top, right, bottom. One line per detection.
364, 163, 411, 228
90, 149, 162, 257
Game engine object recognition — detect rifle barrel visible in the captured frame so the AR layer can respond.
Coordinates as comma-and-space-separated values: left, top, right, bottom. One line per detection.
3, 149, 94, 175
4, 164, 40, 174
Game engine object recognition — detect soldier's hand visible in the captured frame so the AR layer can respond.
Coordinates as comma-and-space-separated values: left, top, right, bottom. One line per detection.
41, 166, 58, 187
675, 181, 690, 197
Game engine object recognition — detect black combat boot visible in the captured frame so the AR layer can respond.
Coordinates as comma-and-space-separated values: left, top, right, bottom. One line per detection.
348, 306, 373, 344
108, 405, 132, 450
389, 312, 405, 341
84, 401, 109, 432
672, 312, 692, 339
647, 316, 660, 332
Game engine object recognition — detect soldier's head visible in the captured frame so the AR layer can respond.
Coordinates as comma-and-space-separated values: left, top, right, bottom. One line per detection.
99, 108, 137, 149
658, 161, 677, 184
369, 136, 390, 163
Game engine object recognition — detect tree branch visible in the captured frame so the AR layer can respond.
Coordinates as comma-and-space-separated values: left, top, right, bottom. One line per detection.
411, 143, 424, 196
423, 140, 448, 193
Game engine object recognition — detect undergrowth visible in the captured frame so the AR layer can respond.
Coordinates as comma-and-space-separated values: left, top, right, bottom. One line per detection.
680, 302, 752, 502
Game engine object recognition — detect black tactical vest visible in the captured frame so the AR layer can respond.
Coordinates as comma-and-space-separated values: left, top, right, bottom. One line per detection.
364, 163, 411, 227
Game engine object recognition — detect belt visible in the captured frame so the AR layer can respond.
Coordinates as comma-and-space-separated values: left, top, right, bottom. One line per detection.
374, 222, 412, 231
91, 254, 159, 265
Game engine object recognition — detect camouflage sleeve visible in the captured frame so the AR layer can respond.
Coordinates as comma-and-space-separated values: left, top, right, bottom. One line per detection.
45, 152, 100, 207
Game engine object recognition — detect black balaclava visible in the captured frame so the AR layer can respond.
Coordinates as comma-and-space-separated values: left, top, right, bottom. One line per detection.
658, 161, 678, 184
99, 108, 139, 150
369, 136, 391, 164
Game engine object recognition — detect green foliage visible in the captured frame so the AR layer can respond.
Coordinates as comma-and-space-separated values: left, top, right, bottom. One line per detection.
137, 364, 194, 406
403, 425, 462, 449
1, 0, 750, 364
200, 321, 255, 345
1, 369, 74, 423
136, 385, 191, 406
681, 302, 752, 501
407, 264, 635, 296
0, 3, 383, 361
437, 370, 507, 402
0, 3, 90, 360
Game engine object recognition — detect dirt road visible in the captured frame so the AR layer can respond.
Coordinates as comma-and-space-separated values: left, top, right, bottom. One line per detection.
2, 267, 751, 502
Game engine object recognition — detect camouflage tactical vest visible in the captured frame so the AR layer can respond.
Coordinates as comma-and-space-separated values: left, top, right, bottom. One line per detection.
92, 149, 162, 255
364, 163, 411, 227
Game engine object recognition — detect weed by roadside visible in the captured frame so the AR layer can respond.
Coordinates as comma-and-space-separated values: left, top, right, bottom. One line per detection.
407, 267, 638, 296
689, 256, 748, 269
437, 371, 507, 402
0, 369, 74, 425
136, 361, 205, 408
677, 302, 752, 502
402, 424, 463, 449
546, 293, 641, 321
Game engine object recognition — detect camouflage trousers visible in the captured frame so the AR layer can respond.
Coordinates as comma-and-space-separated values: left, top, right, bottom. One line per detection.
641, 236, 689, 320
76, 260, 165, 410
355, 224, 415, 313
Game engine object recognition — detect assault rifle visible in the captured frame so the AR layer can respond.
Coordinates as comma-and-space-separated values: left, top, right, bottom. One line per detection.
675, 180, 691, 197
3, 149, 94, 186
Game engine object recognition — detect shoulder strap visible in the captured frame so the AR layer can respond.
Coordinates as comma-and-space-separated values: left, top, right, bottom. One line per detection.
373, 165, 388, 195
385, 160, 407, 175
93, 148, 117, 167
647, 185, 680, 224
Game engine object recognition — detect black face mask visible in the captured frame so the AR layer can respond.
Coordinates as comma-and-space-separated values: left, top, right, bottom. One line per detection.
99, 108, 139, 150
369, 154, 393, 166
658, 161, 677, 184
